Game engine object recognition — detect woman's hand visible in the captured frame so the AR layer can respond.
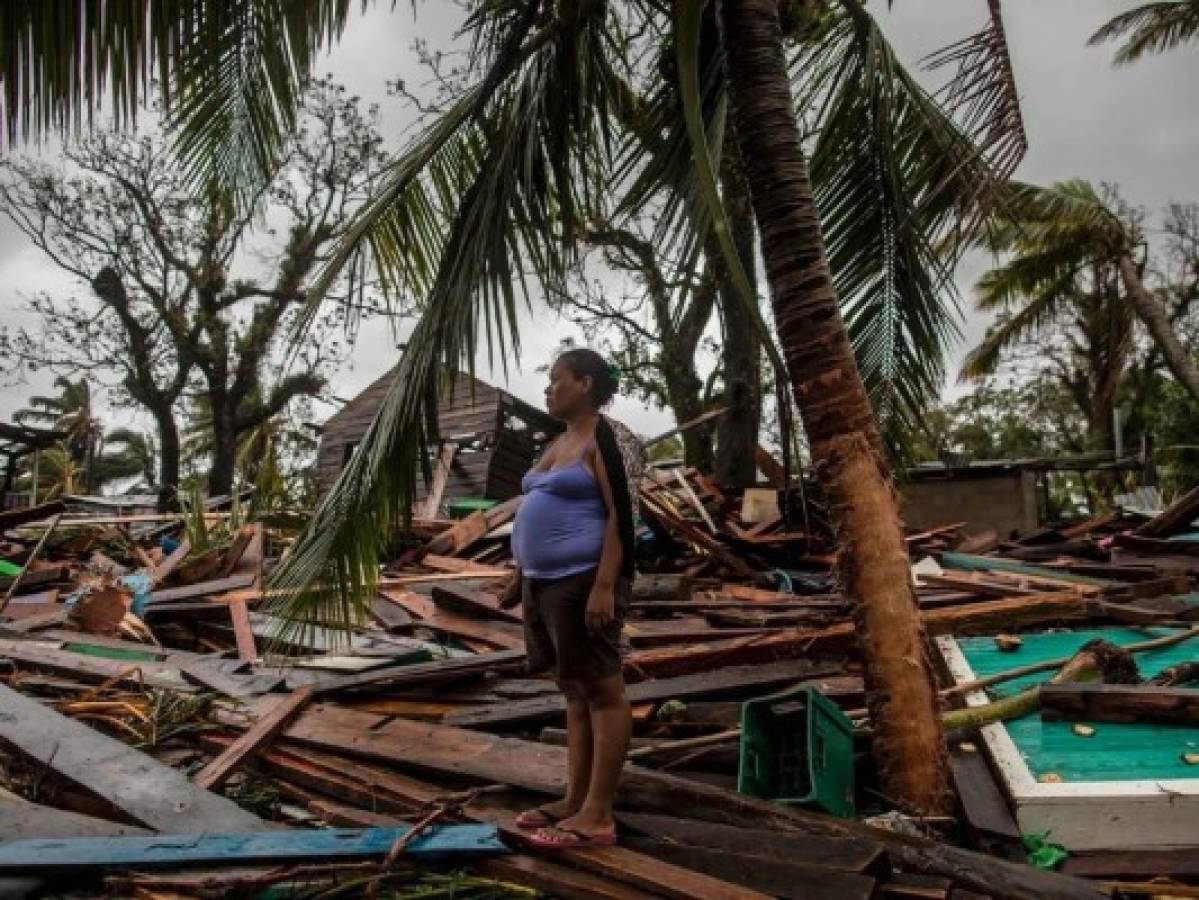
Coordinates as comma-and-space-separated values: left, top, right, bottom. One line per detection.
498, 570, 522, 610
585, 582, 616, 634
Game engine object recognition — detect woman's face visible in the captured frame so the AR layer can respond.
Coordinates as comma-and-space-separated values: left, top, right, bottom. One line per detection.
545, 359, 592, 420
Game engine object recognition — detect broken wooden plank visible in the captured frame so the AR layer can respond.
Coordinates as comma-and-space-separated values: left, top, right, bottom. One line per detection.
1135, 484, 1199, 538
421, 553, 505, 575
381, 589, 523, 650
1039, 682, 1199, 726
311, 647, 527, 697
0, 683, 262, 832
0, 797, 150, 841
270, 706, 1104, 900
948, 747, 1022, 855
477, 855, 660, 900
0, 501, 64, 531
148, 573, 256, 605
423, 495, 522, 557
151, 538, 191, 584
431, 583, 523, 623
179, 657, 285, 699
621, 838, 876, 900
421, 441, 459, 519
0, 637, 192, 691
616, 812, 887, 875
193, 686, 314, 790
0, 825, 505, 872
754, 445, 788, 489
228, 597, 257, 662
447, 660, 840, 729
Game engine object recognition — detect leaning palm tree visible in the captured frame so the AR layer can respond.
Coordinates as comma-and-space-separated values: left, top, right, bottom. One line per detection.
1090, 1, 1199, 65
988, 181, 1199, 405
1, 0, 1026, 817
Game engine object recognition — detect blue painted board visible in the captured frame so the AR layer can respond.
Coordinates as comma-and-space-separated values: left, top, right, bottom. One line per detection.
959, 627, 1199, 783
0, 824, 507, 871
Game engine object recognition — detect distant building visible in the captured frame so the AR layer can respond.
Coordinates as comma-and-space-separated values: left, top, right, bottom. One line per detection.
313, 369, 560, 506
902, 454, 1146, 538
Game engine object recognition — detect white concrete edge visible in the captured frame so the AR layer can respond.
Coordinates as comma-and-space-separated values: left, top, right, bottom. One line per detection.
934, 635, 1199, 803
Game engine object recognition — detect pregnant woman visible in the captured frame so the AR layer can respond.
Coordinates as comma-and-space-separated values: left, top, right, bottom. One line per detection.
500, 348, 641, 849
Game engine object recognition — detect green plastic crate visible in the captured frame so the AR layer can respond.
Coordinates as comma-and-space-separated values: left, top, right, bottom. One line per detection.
737, 685, 855, 817
446, 498, 499, 519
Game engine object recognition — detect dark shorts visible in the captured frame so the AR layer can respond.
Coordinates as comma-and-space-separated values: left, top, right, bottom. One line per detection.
522, 569, 630, 682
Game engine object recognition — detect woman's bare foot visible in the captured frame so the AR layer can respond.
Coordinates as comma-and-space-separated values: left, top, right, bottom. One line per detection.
554, 809, 615, 838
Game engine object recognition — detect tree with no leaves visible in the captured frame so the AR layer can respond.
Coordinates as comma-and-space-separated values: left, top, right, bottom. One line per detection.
0, 80, 387, 509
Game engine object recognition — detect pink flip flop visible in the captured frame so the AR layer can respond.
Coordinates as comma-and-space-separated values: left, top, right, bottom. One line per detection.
527, 825, 617, 849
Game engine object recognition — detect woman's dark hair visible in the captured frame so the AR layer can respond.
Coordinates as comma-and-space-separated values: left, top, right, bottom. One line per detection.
556, 348, 620, 408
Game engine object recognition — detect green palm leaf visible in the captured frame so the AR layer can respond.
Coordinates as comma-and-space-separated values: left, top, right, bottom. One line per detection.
268, 1, 624, 645
1090, 1, 1199, 65
796, 10, 1003, 448
166, 0, 358, 211
0, 1, 357, 211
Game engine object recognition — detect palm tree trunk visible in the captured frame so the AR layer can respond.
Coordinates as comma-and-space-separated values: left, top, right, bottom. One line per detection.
719, 0, 950, 814
1118, 254, 1199, 403
714, 135, 762, 487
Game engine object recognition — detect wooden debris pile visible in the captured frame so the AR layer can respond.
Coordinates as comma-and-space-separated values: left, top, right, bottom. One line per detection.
0, 481, 1196, 897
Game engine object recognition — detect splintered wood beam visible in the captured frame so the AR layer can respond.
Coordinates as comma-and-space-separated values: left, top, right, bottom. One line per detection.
1039, 682, 1199, 726
446, 659, 840, 729
229, 598, 258, 662
1136, 484, 1199, 538
193, 687, 314, 791
311, 647, 527, 697
421, 441, 458, 519
151, 539, 191, 584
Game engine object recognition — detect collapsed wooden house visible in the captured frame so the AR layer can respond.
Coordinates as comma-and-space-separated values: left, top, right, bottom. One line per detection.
313, 370, 559, 509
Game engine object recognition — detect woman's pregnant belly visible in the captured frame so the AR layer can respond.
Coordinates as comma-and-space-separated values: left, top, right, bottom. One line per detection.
512, 488, 607, 579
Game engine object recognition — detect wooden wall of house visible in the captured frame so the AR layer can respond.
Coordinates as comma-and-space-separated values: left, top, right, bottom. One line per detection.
314, 371, 554, 505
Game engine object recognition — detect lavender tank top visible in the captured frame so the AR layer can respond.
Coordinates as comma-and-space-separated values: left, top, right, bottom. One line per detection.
512, 458, 607, 579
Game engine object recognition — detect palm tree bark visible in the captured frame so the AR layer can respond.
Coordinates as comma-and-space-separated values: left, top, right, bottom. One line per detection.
719, 0, 950, 813
1117, 254, 1199, 403
714, 134, 763, 487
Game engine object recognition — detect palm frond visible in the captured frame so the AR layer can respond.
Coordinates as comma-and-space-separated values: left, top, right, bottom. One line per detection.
166, 1, 357, 210
796, 10, 1002, 447
959, 297, 1063, 380
268, 2, 624, 645
1089, 1, 1199, 65
924, 0, 1027, 182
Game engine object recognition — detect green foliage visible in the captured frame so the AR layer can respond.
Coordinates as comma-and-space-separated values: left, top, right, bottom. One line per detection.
1090, 1, 1199, 65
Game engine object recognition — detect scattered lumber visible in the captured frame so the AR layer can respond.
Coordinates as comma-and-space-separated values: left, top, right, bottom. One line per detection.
193, 686, 314, 790
0, 501, 65, 531
447, 660, 840, 729
1135, 484, 1199, 538
0, 683, 263, 832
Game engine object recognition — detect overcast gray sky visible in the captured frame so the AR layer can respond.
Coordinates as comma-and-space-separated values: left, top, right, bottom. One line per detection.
1, 1, 1196, 439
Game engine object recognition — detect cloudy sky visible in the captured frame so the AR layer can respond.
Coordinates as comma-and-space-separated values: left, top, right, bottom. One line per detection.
1, 1, 1196, 440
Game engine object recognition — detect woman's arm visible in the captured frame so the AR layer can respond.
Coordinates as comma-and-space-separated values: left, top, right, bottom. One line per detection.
586, 444, 623, 633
